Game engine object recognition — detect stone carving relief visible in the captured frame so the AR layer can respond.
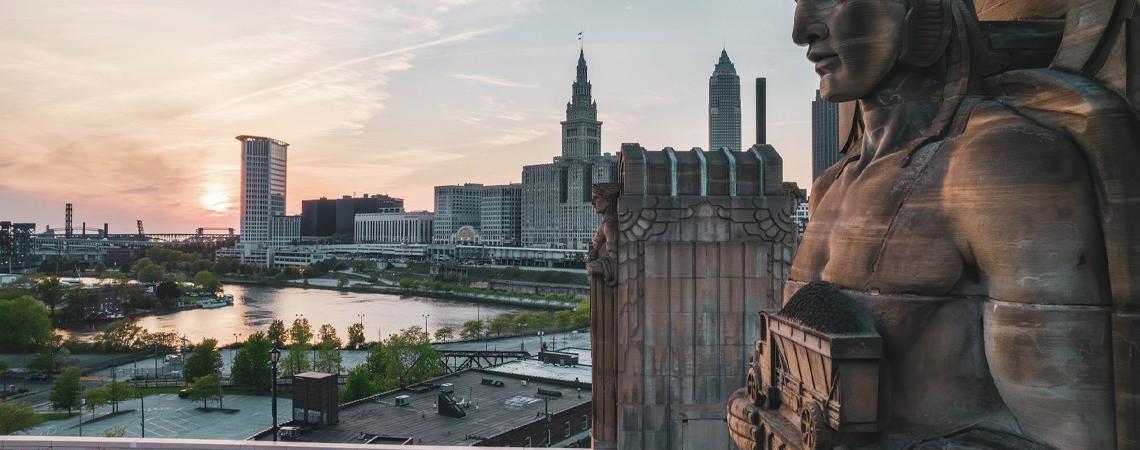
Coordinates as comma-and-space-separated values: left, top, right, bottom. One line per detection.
727, 0, 1140, 449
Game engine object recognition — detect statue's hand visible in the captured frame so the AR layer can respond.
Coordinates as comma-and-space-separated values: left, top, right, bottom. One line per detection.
727, 388, 762, 450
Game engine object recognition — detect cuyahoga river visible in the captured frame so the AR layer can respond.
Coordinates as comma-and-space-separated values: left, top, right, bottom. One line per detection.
67, 284, 526, 344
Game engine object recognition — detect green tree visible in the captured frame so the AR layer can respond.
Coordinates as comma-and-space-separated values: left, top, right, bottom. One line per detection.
0, 295, 51, 352
364, 327, 443, 391
0, 360, 8, 400
92, 262, 108, 278
193, 271, 221, 293
289, 317, 313, 346
95, 320, 148, 351
337, 274, 349, 289
231, 332, 272, 394
36, 277, 64, 318
104, 381, 134, 413
346, 322, 366, 350
154, 281, 182, 309
137, 264, 165, 283
131, 257, 154, 274
489, 315, 513, 337
460, 320, 485, 340
312, 340, 343, 374
59, 287, 95, 323
267, 319, 286, 347
318, 323, 341, 348
0, 402, 43, 435
433, 326, 454, 342
281, 343, 310, 377
83, 387, 108, 420
49, 367, 82, 413
188, 373, 223, 409
339, 365, 375, 403
183, 338, 222, 382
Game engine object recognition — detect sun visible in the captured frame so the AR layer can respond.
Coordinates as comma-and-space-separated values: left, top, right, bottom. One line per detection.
199, 191, 230, 213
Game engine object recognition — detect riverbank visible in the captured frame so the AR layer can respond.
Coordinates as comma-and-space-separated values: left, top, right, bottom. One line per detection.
220, 277, 578, 310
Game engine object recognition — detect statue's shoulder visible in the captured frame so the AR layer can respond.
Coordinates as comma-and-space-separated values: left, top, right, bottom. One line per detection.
942, 98, 1093, 193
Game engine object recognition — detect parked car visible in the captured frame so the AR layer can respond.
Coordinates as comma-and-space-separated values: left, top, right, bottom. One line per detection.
178, 388, 191, 399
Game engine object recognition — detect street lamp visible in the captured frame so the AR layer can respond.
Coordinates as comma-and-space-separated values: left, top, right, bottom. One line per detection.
422, 314, 430, 336
269, 346, 281, 442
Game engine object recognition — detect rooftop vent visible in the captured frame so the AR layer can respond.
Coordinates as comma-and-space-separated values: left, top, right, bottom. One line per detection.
395, 395, 411, 407
438, 391, 466, 418
481, 378, 505, 387
440, 383, 454, 394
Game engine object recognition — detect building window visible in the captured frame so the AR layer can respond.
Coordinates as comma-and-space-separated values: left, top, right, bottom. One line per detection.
582, 415, 589, 431
564, 421, 571, 438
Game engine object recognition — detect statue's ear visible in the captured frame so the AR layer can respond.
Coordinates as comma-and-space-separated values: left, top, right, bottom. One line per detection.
900, 0, 954, 68
838, 101, 863, 155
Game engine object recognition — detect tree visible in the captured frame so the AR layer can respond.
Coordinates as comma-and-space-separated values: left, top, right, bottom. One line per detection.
433, 326, 454, 342
364, 327, 443, 391
0, 360, 8, 400
231, 332, 272, 394
193, 271, 221, 293
318, 323, 341, 348
346, 322, 366, 350
60, 287, 95, 323
183, 338, 222, 382
154, 281, 181, 309
337, 274, 349, 289
267, 319, 286, 347
50, 367, 82, 413
83, 387, 108, 420
96, 320, 148, 351
188, 373, 223, 409
104, 381, 134, 413
36, 277, 64, 318
137, 264, 165, 283
92, 262, 108, 278
0, 402, 43, 435
281, 343, 310, 377
131, 257, 154, 275
0, 296, 51, 352
312, 341, 342, 374
289, 317, 313, 347
489, 315, 513, 337
460, 320, 485, 340
340, 366, 375, 403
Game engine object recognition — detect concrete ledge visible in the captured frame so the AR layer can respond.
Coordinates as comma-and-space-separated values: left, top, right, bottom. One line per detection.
0, 436, 540, 449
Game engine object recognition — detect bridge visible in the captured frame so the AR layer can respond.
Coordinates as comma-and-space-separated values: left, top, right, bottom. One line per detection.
439, 350, 531, 373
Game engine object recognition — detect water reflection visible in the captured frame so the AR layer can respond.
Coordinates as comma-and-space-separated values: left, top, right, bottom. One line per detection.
69, 284, 525, 344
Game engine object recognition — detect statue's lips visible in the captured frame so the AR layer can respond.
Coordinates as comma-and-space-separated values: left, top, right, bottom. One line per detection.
814, 55, 839, 76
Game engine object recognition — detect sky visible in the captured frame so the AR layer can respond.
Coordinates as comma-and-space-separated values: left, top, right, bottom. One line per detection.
0, 0, 817, 233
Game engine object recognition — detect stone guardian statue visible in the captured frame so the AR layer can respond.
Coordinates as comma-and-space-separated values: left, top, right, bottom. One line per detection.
588, 182, 620, 449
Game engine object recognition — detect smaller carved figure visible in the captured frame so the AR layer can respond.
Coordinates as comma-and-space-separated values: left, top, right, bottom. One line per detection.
587, 183, 620, 286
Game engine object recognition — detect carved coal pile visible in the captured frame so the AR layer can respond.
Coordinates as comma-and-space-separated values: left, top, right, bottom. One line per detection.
736, 282, 882, 450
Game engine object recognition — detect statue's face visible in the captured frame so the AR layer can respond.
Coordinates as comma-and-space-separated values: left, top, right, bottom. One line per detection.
592, 193, 610, 214
792, 0, 907, 102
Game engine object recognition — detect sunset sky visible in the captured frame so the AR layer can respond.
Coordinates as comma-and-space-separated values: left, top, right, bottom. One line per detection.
0, 0, 815, 233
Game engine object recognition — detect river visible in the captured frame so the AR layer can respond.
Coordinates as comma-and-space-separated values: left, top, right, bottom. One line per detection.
65, 284, 527, 345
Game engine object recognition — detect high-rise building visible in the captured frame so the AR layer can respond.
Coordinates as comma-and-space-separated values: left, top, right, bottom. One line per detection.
521, 50, 618, 249
812, 90, 841, 180
301, 194, 404, 237
709, 50, 741, 152
562, 50, 603, 161
433, 183, 523, 245
237, 135, 289, 244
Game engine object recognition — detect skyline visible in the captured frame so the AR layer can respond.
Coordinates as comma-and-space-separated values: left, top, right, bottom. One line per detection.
0, 0, 815, 233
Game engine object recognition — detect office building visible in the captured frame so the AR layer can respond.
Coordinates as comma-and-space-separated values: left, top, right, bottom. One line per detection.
521, 50, 618, 250
301, 194, 404, 237
479, 184, 522, 246
812, 90, 841, 180
709, 50, 742, 152
756, 77, 767, 144
237, 135, 288, 244
354, 211, 434, 244
433, 183, 523, 245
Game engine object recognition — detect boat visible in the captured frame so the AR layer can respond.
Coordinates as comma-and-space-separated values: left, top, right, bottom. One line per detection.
198, 296, 231, 309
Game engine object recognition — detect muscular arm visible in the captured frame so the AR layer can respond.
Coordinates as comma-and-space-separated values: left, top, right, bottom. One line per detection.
945, 110, 1115, 449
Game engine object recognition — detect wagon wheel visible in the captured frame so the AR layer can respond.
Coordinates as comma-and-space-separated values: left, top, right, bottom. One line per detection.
799, 401, 832, 450
747, 366, 761, 405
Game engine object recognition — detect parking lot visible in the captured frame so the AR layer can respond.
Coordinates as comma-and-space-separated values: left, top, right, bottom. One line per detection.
17, 393, 292, 440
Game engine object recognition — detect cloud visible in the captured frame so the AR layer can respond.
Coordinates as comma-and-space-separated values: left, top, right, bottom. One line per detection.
449, 73, 539, 88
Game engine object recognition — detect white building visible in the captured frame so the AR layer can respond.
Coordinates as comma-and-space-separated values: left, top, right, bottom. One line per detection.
432, 183, 522, 245
355, 211, 434, 244
237, 135, 289, 245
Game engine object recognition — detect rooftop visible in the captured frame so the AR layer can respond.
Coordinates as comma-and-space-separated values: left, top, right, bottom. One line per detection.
272, 368, 590, 446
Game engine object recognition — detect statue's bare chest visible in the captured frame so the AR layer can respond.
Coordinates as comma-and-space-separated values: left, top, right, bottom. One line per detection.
791, 152, 966, 295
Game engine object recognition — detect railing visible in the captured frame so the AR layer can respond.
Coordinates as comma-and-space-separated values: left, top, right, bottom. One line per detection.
0, 436, 540, 449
